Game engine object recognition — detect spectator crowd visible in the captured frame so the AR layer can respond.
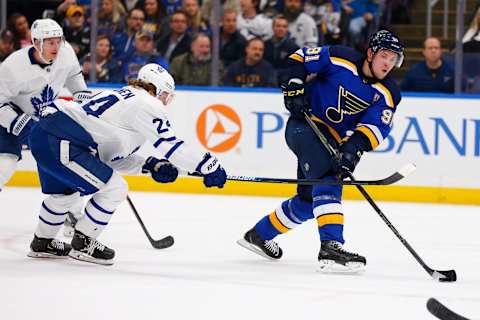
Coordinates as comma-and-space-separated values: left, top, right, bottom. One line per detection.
0, 0, 479, 93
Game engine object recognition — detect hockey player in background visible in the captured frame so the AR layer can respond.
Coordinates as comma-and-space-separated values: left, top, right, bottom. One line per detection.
27, 64, 227, 265
0, 18, 91, 236
238, 30, 403, 273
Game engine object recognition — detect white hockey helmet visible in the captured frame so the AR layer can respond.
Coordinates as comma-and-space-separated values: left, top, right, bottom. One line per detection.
31, 18, 64, 63
137, 63, 175, 105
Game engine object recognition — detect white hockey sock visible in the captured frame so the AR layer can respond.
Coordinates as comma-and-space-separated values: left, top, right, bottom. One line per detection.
35, 193, 81, 238
69, 195, 85, 220
76, 173, 128, 238
0, 154, 18, 190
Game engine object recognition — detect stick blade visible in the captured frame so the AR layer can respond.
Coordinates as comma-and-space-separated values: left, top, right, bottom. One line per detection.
152, 235, 174, 249
431, 269, 457, 282
427, 298, 469, 320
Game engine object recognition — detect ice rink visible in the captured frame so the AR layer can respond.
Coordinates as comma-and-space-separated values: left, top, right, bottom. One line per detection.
0, 187, 478, 320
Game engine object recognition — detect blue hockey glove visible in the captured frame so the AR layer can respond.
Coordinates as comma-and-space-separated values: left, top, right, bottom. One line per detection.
142, 157, 178, 183
196, 153, 227, 188
281, 78, 311, 119
333, 142, 363, 179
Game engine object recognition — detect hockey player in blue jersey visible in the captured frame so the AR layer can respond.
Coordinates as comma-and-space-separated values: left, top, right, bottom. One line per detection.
238, 30, 403, 273
26, 64, 227, 265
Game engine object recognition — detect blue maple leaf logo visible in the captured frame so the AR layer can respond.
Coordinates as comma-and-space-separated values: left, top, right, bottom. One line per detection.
31, 85, 57, 117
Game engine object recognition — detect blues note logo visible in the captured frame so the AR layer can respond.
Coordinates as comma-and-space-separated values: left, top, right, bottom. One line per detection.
326, 86, 370, 123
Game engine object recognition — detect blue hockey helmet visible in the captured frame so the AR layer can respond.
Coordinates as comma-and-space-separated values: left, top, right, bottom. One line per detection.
368, 30, 404, 68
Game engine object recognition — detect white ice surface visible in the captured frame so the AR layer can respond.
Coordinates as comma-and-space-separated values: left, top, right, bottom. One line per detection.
0, 187, 478, 320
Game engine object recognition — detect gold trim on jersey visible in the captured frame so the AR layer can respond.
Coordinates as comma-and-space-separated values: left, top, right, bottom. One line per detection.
372, 83, 394, 107
330, 57, 358, 75
269, 211, 290, 233
316, 213, 344, 227
356, 126, 380, 149
289, 53, 304, 63
309, 114, 342, 143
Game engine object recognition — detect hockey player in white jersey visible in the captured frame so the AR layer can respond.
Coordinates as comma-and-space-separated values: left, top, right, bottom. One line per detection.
0, 19, 90, 236
27, 64, 227, 265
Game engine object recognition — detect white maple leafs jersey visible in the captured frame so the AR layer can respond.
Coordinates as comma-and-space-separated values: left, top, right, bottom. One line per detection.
56, 86, 206, 175
0, 42, 86, 130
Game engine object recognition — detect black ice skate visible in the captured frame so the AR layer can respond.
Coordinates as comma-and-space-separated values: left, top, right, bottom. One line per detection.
237, 227, 283, 260
27, 235, 72, 259
69, 230, 115, 265
318, 240, 366, 273
63, 212, 78, 237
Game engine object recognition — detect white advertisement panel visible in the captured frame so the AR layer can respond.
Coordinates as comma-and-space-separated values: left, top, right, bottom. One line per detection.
17, 88, 480, 189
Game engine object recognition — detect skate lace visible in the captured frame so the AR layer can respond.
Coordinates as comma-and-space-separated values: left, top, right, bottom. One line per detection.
50, 239, 65, 250
264, 240, 280, 255
329, 241, 359, 257
85, 239, 105, 256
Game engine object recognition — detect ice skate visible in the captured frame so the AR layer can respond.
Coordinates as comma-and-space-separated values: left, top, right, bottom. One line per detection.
69, 230, 115, 266
318, 240, 366, 273
237, 227, 283, 260
27, 235, 72, 259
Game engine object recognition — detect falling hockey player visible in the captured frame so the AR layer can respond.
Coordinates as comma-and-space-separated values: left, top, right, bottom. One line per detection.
26, 63, 227, 265
0, 19, 91, 236
238, 30, 404, 273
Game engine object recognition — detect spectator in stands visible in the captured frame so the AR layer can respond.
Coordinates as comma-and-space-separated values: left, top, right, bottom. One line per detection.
304, 0, 341, 45
63, 5, 90, 59
343, 0, 378, 49
283, 0, 318, 48
201, 0, 241, 21
264, 15, 299, 69
237, 0, 273, 41
220, 8, 247, 67
7, 13, 31, 49
97, 0, 127, 38
224, 37, 277, 87
183, 0, 211, 35
401, 37, 454, 93
0, 29, 14, 64
162, 0, 183, 14
156, 10, 192, 63
111, 8, 145, 61
135, 0, 168, 39
169, 33, 221, 86
81, 35, 123, 83
123, 31, 168, 81
463, 7, 480, 53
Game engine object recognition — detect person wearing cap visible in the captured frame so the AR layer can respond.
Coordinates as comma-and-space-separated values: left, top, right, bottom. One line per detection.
122, 30, 168, 82
0, 29, 14, 64
63, 5, 91, 59
110, 8, 146, 62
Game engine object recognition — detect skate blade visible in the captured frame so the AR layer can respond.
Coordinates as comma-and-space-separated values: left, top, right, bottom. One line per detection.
236, 239, 278, 261
69, 249, 114, 266
27, 251, 69, 259
317, 259, 365, 274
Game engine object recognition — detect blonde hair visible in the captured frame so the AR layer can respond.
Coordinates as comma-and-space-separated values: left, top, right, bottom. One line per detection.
127, 79, 156, 96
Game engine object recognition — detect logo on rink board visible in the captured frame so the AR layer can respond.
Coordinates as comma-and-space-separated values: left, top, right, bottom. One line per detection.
196, 104, 242, 152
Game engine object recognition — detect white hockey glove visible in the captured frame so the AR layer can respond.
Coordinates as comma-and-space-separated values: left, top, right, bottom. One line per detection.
72, 90, 94, 104
195, 153, 227, 188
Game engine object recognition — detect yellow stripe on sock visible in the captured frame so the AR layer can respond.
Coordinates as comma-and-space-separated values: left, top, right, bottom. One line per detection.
269, 212, 289, 233
316, 213, 344, 227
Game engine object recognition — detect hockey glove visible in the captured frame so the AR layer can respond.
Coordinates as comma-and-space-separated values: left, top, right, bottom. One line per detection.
196, 153, 227, 188
10, 113, 34, 145
281, 78, 311, 119
73, 90, 94, 104
332, 142, 363, 179
142, 157, 179, 183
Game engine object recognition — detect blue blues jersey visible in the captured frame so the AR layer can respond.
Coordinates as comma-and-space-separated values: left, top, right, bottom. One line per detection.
289, 45, 401, 150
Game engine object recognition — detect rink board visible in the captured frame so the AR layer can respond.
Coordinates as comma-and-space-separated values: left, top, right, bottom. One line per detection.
8, 86, 480, 205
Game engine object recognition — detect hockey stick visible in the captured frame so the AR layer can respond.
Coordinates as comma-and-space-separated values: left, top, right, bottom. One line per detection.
126, 195, 174, 249
187, 164, 415, 186
303, 113, 457, 282
427, 298, 470, 320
